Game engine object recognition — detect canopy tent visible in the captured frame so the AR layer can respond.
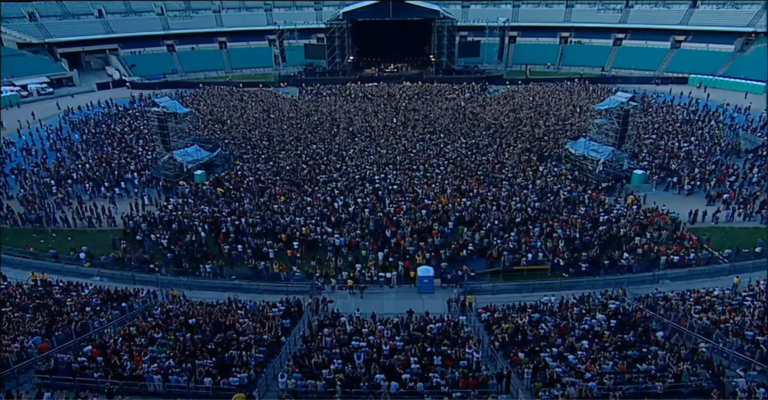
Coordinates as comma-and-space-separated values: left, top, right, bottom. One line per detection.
172, 145, 221, 170
566, 137, 616, 161
594, 91, 637, 110
153, 96, 191, 114
11, 77, 50, 85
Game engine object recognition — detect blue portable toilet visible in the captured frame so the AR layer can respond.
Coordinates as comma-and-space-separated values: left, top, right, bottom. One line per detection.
417, 265, 434, 294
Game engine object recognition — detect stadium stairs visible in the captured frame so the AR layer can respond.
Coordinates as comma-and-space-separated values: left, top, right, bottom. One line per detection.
160, 15, 171, 31
680, 7, 697, 25
511, 6, 520, 22
172, 52, 185, 74
215, 12, 224, 27
564, 7, 573, 22
36, 22, 53, 39
56, 1, 73, 18
123, 1, 135, 14
100, 19, 115, 35
222, 48, 233, 73
715, 38, 747, 76
656, 48, 678, 74
605, 45, 619, 70
556, 42, 567, 68
748, 9, 766, 26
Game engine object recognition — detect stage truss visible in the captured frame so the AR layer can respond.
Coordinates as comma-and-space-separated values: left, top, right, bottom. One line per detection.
326, 17, 351, 71
588, 96, 639, 153
563, 138, 629, 183
434, 17, 457, 70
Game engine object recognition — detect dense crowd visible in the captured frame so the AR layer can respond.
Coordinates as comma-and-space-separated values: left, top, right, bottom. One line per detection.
0, 272, 154, 372
31, 294, 303, 397
1, 83, 766, 281
282, 308, 502, 399
478, 278, 767, 400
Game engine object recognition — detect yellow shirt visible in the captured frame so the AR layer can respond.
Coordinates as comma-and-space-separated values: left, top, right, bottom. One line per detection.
347, 279, 354, 286
30, 273, 37, 281
734, 277, 740, 284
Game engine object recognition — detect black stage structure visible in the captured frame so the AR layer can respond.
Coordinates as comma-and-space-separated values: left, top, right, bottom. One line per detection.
325, 1, 457, 74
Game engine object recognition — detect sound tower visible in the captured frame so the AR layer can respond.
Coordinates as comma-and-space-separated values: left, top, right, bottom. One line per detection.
157, 115, 172, 152
497, 27, 506, 62
617, 108, 630, 149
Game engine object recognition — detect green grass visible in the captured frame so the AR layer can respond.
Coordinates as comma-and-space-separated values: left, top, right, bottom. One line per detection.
195, 73, 275, 82
686, 227, 767, 252
1, 227, 121, 255
504, 70, 599, 79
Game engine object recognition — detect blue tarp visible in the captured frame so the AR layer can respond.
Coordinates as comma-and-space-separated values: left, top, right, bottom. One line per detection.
594, 91, 636, 110
566, 138, 616, 161
154, 96, 191, 114
172, 145, 218, 169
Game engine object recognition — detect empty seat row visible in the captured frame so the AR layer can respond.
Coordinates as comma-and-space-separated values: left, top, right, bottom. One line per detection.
168, 14, 217, 30
109, 17, 163, 34
122, 52, 177, 76
46, 20, 106, 38
177, 49, 225, 72
229, 46, 274, 69
1, 50, 67, 80
570, 8, 622, 23
611, 45, 668, 70
518, 8, 566, 22
511, 43, 560, 65
561, 44, 612, 67
462, 42, 500, 65
627, 8, 686, 25
664, 48, 732, 75
688, 8, 759, 27
723, 45, 767, 82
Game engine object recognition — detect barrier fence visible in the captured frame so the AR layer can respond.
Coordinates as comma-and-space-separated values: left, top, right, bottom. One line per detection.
1, 296, 157, 389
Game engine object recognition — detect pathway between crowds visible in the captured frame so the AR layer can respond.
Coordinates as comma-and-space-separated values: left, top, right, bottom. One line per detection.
2, 267, 763, 314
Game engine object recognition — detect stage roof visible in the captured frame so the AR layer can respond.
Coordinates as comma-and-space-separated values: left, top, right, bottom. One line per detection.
594, 91, 637, 110
338, 1, 453, 20
154, 96, 191, 114
566, 138, 617, 161
172, 144, 220, 169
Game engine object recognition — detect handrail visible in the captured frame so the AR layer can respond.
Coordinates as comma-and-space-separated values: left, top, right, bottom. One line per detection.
2, 297, 157, 389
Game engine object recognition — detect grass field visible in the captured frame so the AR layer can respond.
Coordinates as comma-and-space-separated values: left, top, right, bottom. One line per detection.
195, 73, 275, 82
687, 226, 766, 252
1, 227, 121, 255
504, 71, 599, 79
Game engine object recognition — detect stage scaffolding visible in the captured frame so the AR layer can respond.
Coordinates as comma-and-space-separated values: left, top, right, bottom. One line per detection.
150, 97, 197, 180
588, 91, 639, 153
434, 17, 457, 70
325, 17, 351, 71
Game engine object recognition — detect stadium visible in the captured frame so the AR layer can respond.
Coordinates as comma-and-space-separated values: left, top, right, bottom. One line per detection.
0, 1, 767, 400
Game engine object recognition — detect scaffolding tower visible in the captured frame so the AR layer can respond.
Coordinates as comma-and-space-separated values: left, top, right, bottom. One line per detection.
325, 17, 350, 71
434, 17, 457, 70
150, 97, 197, 180
587, 91, 639, 152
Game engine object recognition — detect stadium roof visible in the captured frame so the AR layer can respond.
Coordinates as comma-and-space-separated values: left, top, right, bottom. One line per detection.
338, 1, 453, 19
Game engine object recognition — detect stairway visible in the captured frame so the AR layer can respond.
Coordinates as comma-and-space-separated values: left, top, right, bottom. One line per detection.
619, 7, 631, 23
511, 6, 520, 22
172, 52, 185, 74
101, 19, 114, 34
36, 22, 53, 39
656, 48, 678, 74
556, 43, 567, 68
747, 9, 766, 27
183, 1, 193, 12
160, 16, 171, 31
222, 48, 232, 73
563, 6, 573, 22
605, 45, 619, 70
56, 1, 73, 18
680, 7, 696, 25
214, 13, 223, 27
506, 43, 515, 69
123, 1, 135, 14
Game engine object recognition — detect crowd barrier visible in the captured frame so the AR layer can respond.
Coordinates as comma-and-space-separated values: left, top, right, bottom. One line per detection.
465, 259, 766, 295
1, 297, 157, 389
0, 254, 316, 296
123, 75, 689, 91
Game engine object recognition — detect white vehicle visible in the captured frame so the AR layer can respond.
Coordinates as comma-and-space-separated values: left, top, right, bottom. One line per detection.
27, 83, 54, 96
1, 86, 30, 98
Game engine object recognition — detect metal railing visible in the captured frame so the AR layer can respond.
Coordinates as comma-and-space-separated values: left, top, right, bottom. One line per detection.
1, 297, 157, 389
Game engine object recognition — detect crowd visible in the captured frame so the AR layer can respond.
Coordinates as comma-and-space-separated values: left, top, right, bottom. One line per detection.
1, 83, 766, 282
281, 308, 502, 399
31, 294, 303, 397
478, 278, 767, 400
0, 272, 154, 372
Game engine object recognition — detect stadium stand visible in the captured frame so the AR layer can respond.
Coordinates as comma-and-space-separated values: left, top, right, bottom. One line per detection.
167, 14, 217, 31
45, 20, 107, 38
128, 1, 156, 14
63, 2, 95, 16
0, 46, 67, 81
3, 23, 46, 40
463, 42, 499, 65
100, 2, 129, 15
518, 2, 567, 23
33, 2, 64, 19
688, 5, 761, 27
627, 8, 687, 25
177, 49, 226, 72
611, 44, 670, 71
570, 7, 622, 24
467, 6, 514, 21
221, 12, 269, 28
664, 48, 733, 75
511, 42, 561, 66
560, 43, 613, 68
284, 44, 307, 67
723, 41, 768, 81
0, 1, 27, 19
122, 52, 177, 76
108, 16, 164, 34
228, 46, 274, 69
272, 10, 317, 24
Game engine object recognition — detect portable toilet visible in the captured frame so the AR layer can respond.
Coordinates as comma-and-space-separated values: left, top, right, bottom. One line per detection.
631, 169, 647, 186
417, 265, 434, 294
194, 170, 207, 184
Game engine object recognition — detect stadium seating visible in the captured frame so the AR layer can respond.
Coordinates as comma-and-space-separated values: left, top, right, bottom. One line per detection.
34, 2, 64, 18
561, 43, 612, 67
63, 2, 94, 16
101, 2, 129, 15
284, 44, 306, 67
688, 7, 760, 27
518, 5, 566, 23
664, 48, 732, 75
723, 44, 767, 81
109, 16, 164, 34
570, 8, 622, 23
128, 1, 156, 13
167, 14, 217, 30
466, 7, 513, 21
511, 43, 560, 66
463, 42, 499, 65
122, 52, 177, 76
272, 10, 317, 24
228, 46, 274, 69
177, 49, 225, 72
4, 23, 46, 40
0, 2, 27, 19
611, 45, 669, 70
221, 12, 269, 28
627, 8, 686, 25
0, 47, 67, 80
163, 1, 186, 12
45, 20, 106, 38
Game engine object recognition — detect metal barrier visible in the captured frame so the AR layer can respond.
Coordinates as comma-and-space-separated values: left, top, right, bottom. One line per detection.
464, 259, 767, 295
1, 297, 157, 389
1, 254, 315, 296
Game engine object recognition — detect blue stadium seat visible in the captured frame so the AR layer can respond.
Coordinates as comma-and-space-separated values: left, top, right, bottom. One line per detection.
177, 49, 226, 72
122, 52, 177, 76
464, 42, 499, 65
723, 45, 767, 81
1, 47, 67, 80
229, 46, 274, 69
512, 43, 560, 65
664, 49, 732, 75
561, 44, 612, 68
284, 44, 306, 67
611, 46, 668, 70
